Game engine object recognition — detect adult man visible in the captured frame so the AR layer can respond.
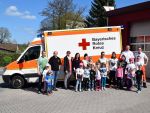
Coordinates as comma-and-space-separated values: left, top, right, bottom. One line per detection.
64, 51, 72, 89
135, 48, 148, 88
37, 51, 48, 94
120, 45, 135, 64
49, 51, 61, 91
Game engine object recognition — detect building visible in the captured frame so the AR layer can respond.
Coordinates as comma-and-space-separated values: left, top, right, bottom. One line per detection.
107, 1, 150, 78
0, 43, 18, 53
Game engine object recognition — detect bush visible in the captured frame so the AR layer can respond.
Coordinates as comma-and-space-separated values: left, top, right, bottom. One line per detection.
3, 56, 12, 66
0, 52, 20, 67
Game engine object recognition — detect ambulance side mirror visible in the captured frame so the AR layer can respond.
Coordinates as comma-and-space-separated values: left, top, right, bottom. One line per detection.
18, 56, 25, 63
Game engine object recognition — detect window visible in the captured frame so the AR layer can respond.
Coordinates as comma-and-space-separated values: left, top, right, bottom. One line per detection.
23, 46, 41, 61
130, 35, 150, 52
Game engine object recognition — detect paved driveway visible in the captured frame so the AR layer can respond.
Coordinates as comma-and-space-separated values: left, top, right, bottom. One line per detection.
0, 75, 150, 113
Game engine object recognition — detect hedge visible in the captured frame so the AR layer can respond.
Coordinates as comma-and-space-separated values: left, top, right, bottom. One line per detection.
0, 51, 20, 67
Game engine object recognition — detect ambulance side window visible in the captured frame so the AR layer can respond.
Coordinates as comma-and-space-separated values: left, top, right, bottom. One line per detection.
23, 46, 41, 61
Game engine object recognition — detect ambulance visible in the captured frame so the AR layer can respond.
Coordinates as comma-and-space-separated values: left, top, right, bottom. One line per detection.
2, 26, 122, 88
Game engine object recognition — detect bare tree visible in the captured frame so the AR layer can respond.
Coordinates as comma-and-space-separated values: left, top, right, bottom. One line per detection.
39, 0, 85, 32
0, 27, 11, 44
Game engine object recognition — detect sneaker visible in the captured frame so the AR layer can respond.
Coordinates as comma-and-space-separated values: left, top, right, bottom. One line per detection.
38, 91, 42, 94
137, 90, 141, 94
53, 88, 58, 91
88, 89, 90, 91
104, 87, 106, 91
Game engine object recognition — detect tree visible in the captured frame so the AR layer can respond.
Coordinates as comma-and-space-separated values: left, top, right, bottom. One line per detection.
39, 0, 85, 32
0, 27, 11, 43
85, 0, 115, 27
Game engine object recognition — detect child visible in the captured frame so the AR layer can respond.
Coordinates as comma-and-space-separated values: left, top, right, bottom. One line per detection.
75, 63, 84, 92
42, 63, 51, 93
119, 55, 127, 87
95, 66, 101, 91
90, 64, 96, 91
135, 65, 143, 94
100, 63, 107, 90
135, 56, 142, 70
116, 63, 124, 89
83, 64, 90, 91
43, 64, 54, 95
126, 58, 136, 88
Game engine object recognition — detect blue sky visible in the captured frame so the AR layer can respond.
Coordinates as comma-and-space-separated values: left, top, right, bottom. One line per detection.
0, 0, 148, 44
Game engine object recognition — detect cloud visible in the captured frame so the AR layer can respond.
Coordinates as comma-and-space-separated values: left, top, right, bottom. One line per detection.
5, 5, 36, 20
23, 27, 35, 35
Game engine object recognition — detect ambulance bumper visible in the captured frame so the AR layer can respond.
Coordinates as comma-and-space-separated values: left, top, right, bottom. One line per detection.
2, 75, 11, 83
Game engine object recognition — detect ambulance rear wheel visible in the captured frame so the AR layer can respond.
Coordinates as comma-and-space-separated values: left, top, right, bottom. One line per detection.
11, 76, 25, 89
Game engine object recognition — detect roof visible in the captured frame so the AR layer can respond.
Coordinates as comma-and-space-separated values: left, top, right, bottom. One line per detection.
0, 43, 17, 52
107, 1, 150, 17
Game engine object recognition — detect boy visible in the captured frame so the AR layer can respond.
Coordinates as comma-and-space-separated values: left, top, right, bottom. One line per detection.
43, 64, 54, 95
83, 64, 90, 91
135, 65, 143, 94
75, 63, 84, 92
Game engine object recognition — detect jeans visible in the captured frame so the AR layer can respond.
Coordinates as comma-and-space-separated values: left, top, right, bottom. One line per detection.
96, 80, 101, 89
117, 77, 123, 89
46, 79, 54, 93
64, 72, 71, 89
109, 71, 116, 86
101, 77, 106, 87
83, 78, 90, 90
126, 78, 132, 90
90, 79, 95, 90
75, 79, 82, 91
137, 79, 142, 91
53, 71, 59, 89
38, 75, 43, 92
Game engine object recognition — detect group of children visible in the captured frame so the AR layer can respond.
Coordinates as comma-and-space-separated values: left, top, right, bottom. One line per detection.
42, 54, 145, 96
75, 55, 144, 94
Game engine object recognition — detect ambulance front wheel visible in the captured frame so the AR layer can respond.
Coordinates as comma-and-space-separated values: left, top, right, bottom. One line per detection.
11, 75, 25, 89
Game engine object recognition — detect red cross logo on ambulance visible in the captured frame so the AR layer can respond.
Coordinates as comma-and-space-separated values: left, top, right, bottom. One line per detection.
78, 38, 90, 50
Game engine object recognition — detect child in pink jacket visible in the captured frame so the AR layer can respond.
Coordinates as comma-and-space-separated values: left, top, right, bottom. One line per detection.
116, 63, 124, 89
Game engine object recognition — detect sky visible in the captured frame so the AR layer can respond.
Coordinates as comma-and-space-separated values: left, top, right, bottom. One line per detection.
0, 0, 149, 44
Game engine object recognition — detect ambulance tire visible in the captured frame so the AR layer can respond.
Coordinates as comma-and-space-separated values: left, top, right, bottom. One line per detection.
11, 75, 25, 89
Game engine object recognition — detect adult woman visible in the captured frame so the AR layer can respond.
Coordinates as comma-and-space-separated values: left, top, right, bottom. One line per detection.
98, 51, 108, 66
72, 53, 81, 70
72, 53, 81, 77
109, 52, 118, 87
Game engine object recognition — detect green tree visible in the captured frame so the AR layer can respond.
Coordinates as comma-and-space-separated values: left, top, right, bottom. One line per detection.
85, 0, 115, 27
39, 0, 85, 32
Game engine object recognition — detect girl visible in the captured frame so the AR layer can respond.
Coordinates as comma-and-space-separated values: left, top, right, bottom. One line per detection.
119, 55, 127, 87
126, 58, 136, 90
100, 63, 107, 90
116, 63, 124, 89
95, 65, 101, 91
75, 63, 84, 92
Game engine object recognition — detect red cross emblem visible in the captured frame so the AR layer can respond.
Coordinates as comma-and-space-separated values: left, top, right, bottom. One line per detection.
78, 38, 90, 50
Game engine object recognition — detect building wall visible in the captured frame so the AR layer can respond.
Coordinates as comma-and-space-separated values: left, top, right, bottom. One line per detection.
108, 8, 150, 50
108, 7, 150, 78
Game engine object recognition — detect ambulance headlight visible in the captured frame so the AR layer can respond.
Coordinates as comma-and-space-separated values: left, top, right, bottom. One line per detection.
2, 67, 7, 74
